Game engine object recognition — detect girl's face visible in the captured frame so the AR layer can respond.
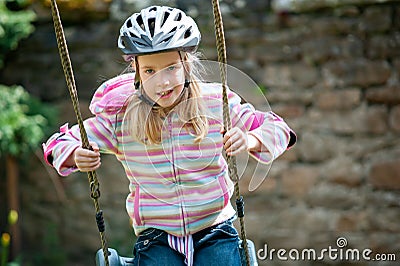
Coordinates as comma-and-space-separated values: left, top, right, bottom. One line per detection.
136, 51, 186, 108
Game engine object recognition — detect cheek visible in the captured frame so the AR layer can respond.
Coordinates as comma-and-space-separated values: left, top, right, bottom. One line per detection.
171, 69, 185, 84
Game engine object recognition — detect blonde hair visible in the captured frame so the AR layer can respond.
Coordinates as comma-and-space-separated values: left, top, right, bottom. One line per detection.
123, 52, 209, 145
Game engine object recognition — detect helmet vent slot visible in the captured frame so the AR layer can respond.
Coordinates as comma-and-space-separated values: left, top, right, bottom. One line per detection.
136, 15, 144, 30
161, 12, 170, 27
148, 18, 155, 37
127, 19, 132, 28
162, 35, 172, 44
175, 12, 182, 21
184, 27, 192, 39
168, 26, 177, 36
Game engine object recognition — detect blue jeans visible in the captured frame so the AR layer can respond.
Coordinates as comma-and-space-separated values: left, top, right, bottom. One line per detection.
132, 218, 241, 266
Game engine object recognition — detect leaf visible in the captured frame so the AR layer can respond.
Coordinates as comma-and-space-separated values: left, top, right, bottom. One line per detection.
0, 84, 55, 156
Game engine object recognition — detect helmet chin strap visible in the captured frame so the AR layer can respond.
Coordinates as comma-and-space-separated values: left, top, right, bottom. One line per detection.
135, 80, 158, 107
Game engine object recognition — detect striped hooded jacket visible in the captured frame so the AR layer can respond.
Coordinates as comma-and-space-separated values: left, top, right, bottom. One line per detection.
43, 73, 296, 237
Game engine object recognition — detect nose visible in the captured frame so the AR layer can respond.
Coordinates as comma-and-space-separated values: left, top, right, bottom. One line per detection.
156, 71, 170, 89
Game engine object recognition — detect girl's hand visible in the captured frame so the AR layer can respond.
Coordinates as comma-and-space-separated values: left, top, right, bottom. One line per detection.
74, 141, 101, 172
222, 127, 248, 156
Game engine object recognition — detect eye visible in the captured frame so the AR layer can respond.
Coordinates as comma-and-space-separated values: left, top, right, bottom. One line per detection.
144, 69, 154, 74
167, 65, 176, 71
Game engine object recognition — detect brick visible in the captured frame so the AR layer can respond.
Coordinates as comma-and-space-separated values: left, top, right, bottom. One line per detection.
366, 105, 389, 135
272, 103, 305, 118
336, 211, 368, 232
315, 88, 361, 110
281, 165, 319, 198
394, 59, 400, 78
366, 85, 400, 105
297, 133, 335, 163
359, 6, 392, 33
324, 157, 363, 188
323, 59, 391, 87
369, 159, 400, 190
367, 33, 400, 59
307, 184, 362, 209
389, 105, 400, 132
263, 63, 319, 88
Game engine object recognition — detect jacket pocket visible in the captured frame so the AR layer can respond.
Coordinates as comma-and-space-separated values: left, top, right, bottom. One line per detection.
134, 228, 166, 253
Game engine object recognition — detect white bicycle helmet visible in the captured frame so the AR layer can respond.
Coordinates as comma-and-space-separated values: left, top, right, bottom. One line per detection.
118, 6, 201, 57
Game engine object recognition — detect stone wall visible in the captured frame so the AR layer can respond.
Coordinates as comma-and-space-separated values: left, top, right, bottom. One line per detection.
1, 0, 400, 265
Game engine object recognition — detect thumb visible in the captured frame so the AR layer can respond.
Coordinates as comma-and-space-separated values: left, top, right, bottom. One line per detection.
220, 126, 226, 135
89, 141, 100, 152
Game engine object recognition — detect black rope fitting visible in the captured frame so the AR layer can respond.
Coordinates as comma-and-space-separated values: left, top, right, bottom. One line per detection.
236, 196, 245, 218
96, 210, 106, 232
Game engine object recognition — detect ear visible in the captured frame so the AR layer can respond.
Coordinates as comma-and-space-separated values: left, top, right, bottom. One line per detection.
122, 54, 135, 62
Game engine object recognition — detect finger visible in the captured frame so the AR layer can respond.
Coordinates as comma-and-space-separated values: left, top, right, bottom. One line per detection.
226, 146, 240, 156
76, 148, 100, 158
78, 162, 101, 172
223, 128, 237, 146
74, 149, 100, 168
224, 129, 243, 150
76, 159, 101, 171
76, 156, 100, 164
226, 143, 246, 156
225, 131, 248, 155
226, 140, 241, 153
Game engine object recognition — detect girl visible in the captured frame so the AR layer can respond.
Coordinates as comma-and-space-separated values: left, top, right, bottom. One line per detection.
43, 5, 296, 266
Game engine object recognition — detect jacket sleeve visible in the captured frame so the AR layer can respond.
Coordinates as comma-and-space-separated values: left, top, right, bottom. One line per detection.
42, 73, 135, 176
42, 115, 119, 176
228, 89, 296, 164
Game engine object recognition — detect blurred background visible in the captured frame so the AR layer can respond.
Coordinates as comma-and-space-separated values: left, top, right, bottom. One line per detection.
0, 0, 400, 265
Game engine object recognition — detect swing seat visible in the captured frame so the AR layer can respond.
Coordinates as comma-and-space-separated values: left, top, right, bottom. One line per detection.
95, 248, 134, 266
239, 239, 258, 266
96, 239, 258, 266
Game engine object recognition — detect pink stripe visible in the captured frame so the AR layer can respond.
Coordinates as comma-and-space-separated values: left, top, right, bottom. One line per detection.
249, 111, 265, 130
167, 234, 194, 266
87, 120, 115, 151
122, 149, 167, 157
177, 142, 219, 152
134, 186, 142, 225
103, 78, 134, 94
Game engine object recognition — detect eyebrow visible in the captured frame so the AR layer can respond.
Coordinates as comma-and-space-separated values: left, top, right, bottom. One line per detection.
140, 59, 181, 70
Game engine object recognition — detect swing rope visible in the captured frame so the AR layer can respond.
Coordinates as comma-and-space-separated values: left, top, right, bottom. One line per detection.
211, 1, 251, 265
49, 1, 109, 265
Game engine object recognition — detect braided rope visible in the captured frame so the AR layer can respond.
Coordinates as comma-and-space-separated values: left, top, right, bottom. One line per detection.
211, 1, 250, 265
49, 1, 109, 265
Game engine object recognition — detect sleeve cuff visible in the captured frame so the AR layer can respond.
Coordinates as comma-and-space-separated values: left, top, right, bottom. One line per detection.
247, 131, 274, 164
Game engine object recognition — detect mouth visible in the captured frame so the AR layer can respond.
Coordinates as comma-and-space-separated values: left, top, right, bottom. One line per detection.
157, 89, 174, 98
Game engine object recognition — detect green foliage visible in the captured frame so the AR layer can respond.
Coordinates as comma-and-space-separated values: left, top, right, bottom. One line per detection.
0, 85, 56, 157
0, 0, 36, 68
31, 223, 66, 266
